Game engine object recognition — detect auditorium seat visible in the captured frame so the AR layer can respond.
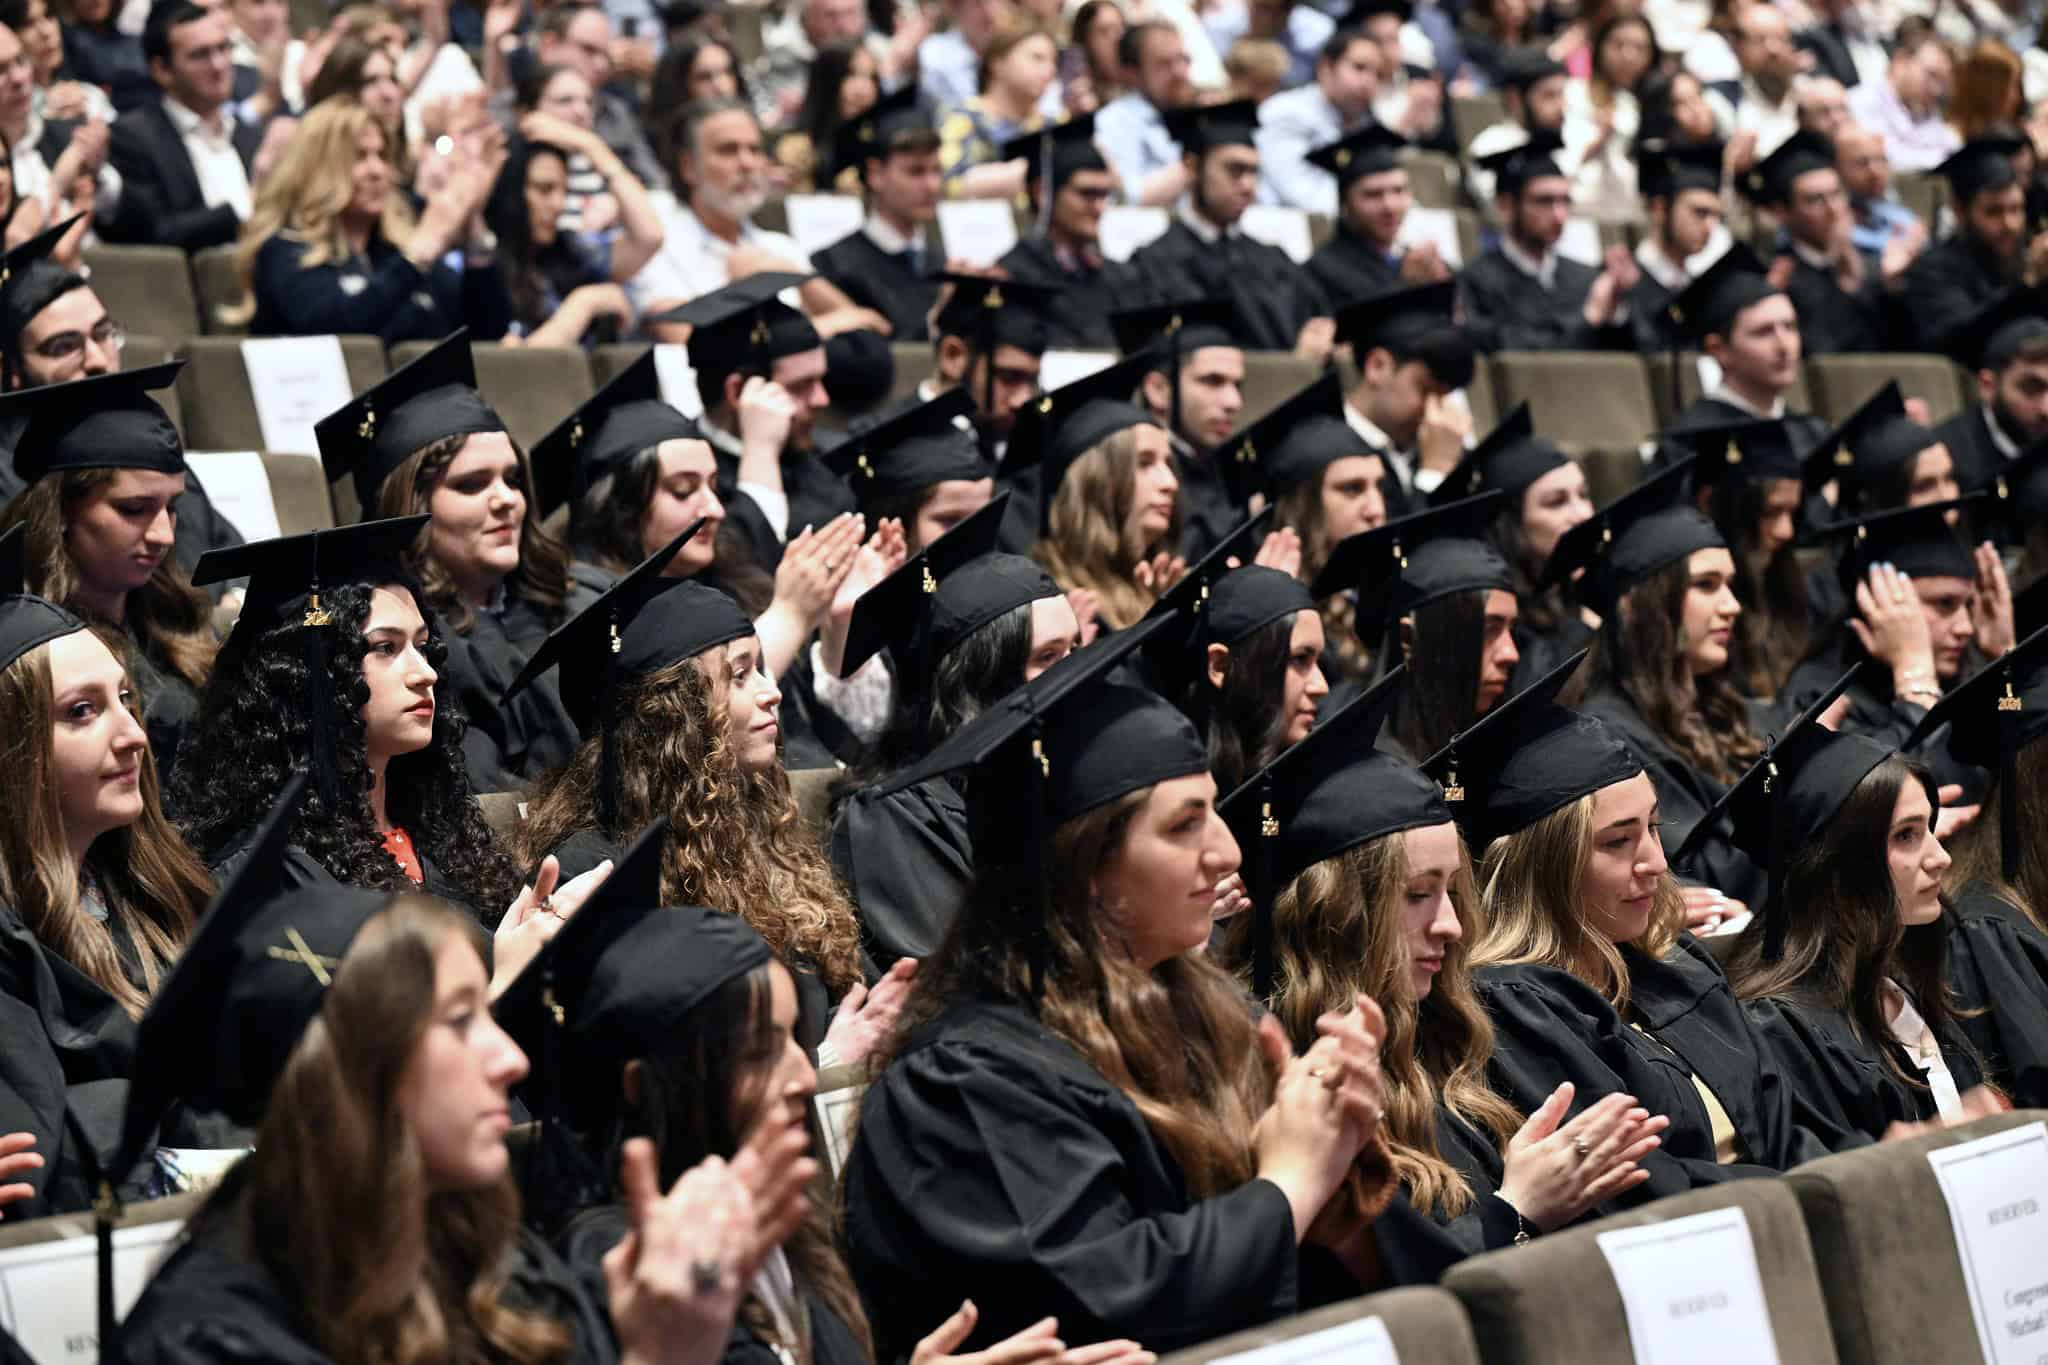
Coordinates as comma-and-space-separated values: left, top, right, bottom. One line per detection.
389, 340, 595, 451
1806, 353, 1968, 426
788, 765, 838, 839
1893, 172, 1945, 234
263, 452, 336, 535
83, 244, 203, 344
1646, 352, 1814, 429
1159, 1288, 1480, 1365
1489, 351, 1657, 459
1463, 357, 1500, 433
477, 792, 525, 843
1787, 1108, 2048, 1365
1455, 208, 1484, 266
1443, 1181, 1841, 1365
126, 332, 175, 366
1308, 212, 1334, 250
189, 243, 244, 335
1406, 151, 1463, 210
175, 335, 388, 464
1238, 352, 1319, 427
882, 342, 936, 409
1451, 92, 1507, 154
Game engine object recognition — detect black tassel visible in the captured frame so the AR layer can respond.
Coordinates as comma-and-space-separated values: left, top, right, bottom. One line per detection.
1026, 714, 1051, 1002
598, 615, 622, 830
302, 625, 340, 811
1761, 755, 1786, 963
1250, 773, 1277, 1003
2000, 675, 2022, 880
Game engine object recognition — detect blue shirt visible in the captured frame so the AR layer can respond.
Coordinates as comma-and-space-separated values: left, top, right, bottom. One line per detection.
1204, 4, 1334, 88
1255, 84, 1362, 214
919, 29, 980, 113
1850, 193, 1920, 259
1096, 91, 1181, 203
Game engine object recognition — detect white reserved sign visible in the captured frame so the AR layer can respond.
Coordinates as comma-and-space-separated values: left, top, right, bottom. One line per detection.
1240, 205, 1314, 265
1595, 1206, 1781, 1365
1097, 205, 1170, 263
1557, 217, 1604, 269
184, 450, 284, 543
1208, 1315, 1400, 1365
1395, 207, 1463, 267
783, 193, 866, 260
936, 200, 1019, 267
651, 344, 703, 418
0, 1218, 185, 1362
812, 1081, 865, 1179
240, 335, 353, 456
1928, 1121, 2048, 1364
1037, 349, 1116, 392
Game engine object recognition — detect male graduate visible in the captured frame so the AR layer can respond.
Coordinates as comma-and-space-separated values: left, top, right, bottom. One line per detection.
811, 86, 945, 344
1333, 280, 1476, 514
1933, 286, 2048, 494
994, 116, 1144, 350
1303, 123, 1451, 308
921, 274, 1057, 461
1901, 134, 2030, 352
1127, 99, 1335, 357
1660, 243, 1829, 457
1112, 298, 1249, 559
1629, 139, 1727, 354
1741, 130, 1888, 355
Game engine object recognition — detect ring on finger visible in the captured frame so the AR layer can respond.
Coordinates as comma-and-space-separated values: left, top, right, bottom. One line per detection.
1572, 1137, 1591, 1158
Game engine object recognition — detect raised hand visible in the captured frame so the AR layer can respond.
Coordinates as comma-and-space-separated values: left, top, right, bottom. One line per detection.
604, 1141, 754, 1365
1498, 1085, 1666, 1232
0, 1134, 42, 1216
822, 957, 918, 1069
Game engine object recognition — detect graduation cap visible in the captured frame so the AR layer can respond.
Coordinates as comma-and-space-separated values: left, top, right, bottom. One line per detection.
1305, 124, 1411, 187
820, 388, 989, 518
1427, 403, 1564, 507
528, 349, 698, 520
1660, 241, 1781, 344
192, 514, 431, 639
1797, 382, 1936, 511
830, 83, 934, 179
1738, 129, 1837, 206
1309, 492, 1510, 644
927, 551, 1063, 665
658, 273, 823, 395
1417, 648, 1636, 851
1333, 280, 1475, 389
929, 272, 1059, 359
1496, 45, 1565, 91
840, 490, 1010, 678
1212, 373, 1372, 506
1676, 662, 1891, 960
1941, 285, 2048, 374
1637, 138, 1725, 202
1162, 98, 1260, 156
3, 361, 185, 484
1676, 415, 1803, 485
313, 331, 503, 513
1109, 297, 1242, 363
1933, 134, 2026, 208
1804, 496, 1985, 598
1539, 454, 1721, 616
1139, 506, 1303, 692
1218, 667, 1445, 995
1472, 128, 1566, 197
998, 113, 1107, 190
1907, 622, 2048, 878
0, 213, 86, 380
0, 524, 83, 674
1001, 349, 1160, 532
1339, 0, 1412, 25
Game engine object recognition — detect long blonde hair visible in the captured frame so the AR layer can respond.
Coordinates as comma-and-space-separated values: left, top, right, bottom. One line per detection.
1469, 792, 1686, 1011
1225, 830, 1522, 1217
221, 99, 416, 328
1034, 425, 1181, 631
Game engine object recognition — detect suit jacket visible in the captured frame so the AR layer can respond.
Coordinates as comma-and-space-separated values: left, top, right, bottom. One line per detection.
106, 100, 262, 251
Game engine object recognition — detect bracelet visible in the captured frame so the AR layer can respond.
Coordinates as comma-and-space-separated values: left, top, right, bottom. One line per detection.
1512, 1207, 1532, 1245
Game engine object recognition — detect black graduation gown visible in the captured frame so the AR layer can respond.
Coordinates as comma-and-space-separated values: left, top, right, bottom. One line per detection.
1778, 640, 1985, 802
1742, 987, 1984, 1146
128, 631, 201, 779
773, 645, 862, 772
1627, 272, 1686, 356
208, 831, 480, 924
1304, 227, 1402, 310
830, 775, 970, 968
713, 441, 860, 577
1578, 684, 1765, 909
1944, 883, 2048, 1109
441, 592, 580, 793
1368, 1108, 1523, 1286
811, 230, 940, 345
996, 237, 1142, 350
1622, 937, 1839, 1168
1474, 962, 1772, 1204
1507, 611, 1594, 695
1901, 232, 2016, 353
1780, 253, 1885, 355
1173, 436, 1248, 563
1930, 404, 2009, 496
114, 1183, 617, 1364
1456, 250, 1630, 353
841, 999, 1303, 1363
1128, 222, 1329, 353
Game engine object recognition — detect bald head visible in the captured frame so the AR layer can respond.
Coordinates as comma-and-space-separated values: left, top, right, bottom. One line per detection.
1835, 123, 1890, 200
1797, 75, 1849, 140
1734, 1, 1798, 86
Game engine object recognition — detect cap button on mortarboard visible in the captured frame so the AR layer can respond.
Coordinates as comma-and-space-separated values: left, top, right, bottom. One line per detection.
1236, 437, 1257, 465
857, 451, 875, 480
1835, 444, 1855, 467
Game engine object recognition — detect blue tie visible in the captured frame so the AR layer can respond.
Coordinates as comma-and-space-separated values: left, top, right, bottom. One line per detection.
901, 243, 926, 276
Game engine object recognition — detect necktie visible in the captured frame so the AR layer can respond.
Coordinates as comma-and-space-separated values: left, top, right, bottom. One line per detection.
900, 243, 926, 276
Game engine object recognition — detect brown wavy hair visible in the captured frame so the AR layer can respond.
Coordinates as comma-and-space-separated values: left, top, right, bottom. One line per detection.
1469, 789, 1687, 1012
0, 471, 217, 691
1585, 555, 1762, 787
1944, 745, 2048, 935
374, 432, 571, 637
241, 894, 572, 1364
1273, 474, 1372, 681
0, 635, 211, 1016
516, 648, 862, 994
1222, 829, 1522, 1217
1033, 425, 1181, 631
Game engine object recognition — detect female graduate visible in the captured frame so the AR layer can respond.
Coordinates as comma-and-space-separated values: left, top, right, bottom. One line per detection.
829, 501, 1080, 965
840, 625, 1391, 1360
170, 517, 563, 928
111, 789, 790, 1365
1168, 564, 1327, 794
1550, 455, 1765, 913
1804, 383, 1963, 522
1216, 670, 1665, 1279
0, 365, 216, 770
1716, 722, 1997, 1143
509, 534, 906, 1068
314, 329, 580, 790
1427, 404, 1595, 687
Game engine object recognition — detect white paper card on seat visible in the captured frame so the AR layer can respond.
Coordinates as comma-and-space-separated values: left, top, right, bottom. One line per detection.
1097, 206, 1170, 263
784, 194, 867, 260
1240, 206, 1314, 264
1594, 1205, 1782, 1365
937, 200, 1019, 266
1038, 350, 1116, 391
0, 1217, 185, 1362
240, 335, 353, 457
812, 1081, 866, 1179
1557, 217, 1603, 268
1395, 208, 1463, 267
652, 344, 703, 418
184, 450, 284, 543
1206, 1314, 1401, 1365
1926, 1120, 2048, 1365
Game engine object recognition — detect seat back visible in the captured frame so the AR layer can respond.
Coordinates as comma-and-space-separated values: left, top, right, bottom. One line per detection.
1239, 352, 1321, 427
787, 766, 839, 840
263, 452, 337, 535
1160, 1288, 1479, 1365
1406, 151, 1463, 210
1444, 1181, 1839, 1365
1806, 353, 1969, 425
1645, 352, 1815, 429
188, 243, 246, 335
476, 792, 526, 844
388, 340, 595, 452
82, 244, 202, 344
589, 342, 654, 388
1490, 351, 1658, 452
176, 336, 387, 484
1451, 92, 1507, 152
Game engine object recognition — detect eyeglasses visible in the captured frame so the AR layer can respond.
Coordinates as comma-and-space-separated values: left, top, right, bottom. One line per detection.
34, 318, 125, 361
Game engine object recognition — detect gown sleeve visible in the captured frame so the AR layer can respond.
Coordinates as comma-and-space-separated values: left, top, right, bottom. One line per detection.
1945, 892, 2048, 1109
829, 780, 974, 968
1741, 996, 1929, 1146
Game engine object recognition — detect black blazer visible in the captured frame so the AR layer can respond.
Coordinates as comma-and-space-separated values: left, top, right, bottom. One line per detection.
106, 99, 263, 252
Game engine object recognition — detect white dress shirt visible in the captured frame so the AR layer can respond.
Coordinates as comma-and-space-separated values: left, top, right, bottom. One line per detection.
626, 192, 814, 312
161, 96, 251, 222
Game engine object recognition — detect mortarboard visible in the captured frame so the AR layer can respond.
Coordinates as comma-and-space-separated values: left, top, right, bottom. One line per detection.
1212, 372, 1375, 506
1933, 134, 2026, 208
314, 330, 504, 512
1427, 403, 1566, 507
1496, 45, 1566, 91
927, 554, 1064, 668
1138, 504, 1298, 694
528, 349, 698, 519
1472, 128, 1566, 197
1339, 0, 1412, 25
656, 273, 823, 396
1907, 622, 2048, 878
1941, 285, 2048, 374
3, 361, 185, 484
0, 524, 83, 674
840, 490, 1010, 678
1637, 137, 1725, 201
820, 387, 989, 518
1109, 297, 1245, 450
1661, 241, 1781, 344
1162, 98, 1260, 156
1309, 492, 1511, 643
191, 515, 431, 639
1001, 349, 1161, 532
0, 213, 86, 377
1333, 280, 1476, 389
1797, 381, 1938, 511
1804, 496, 1985, 598
1305, 124, 1411, 187
830, 83, 934, 179
1676, 415, 1804, 485
929, 272, 1058, 357
998, 113, 1107, 190
1738, 130, 1836, 206
1539, 454, 1721, 616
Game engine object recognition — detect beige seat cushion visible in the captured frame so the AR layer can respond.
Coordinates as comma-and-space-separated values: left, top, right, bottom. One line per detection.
1160, 1288, 1479, 1365
1807, 353, 1968, 426
82, 244, 202, 344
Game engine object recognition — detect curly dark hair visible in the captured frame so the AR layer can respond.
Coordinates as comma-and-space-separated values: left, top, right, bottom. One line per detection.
169, 580, 524, 921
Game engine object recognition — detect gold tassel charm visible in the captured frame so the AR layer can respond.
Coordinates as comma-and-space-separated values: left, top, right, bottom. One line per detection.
301, 592, 333, 627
